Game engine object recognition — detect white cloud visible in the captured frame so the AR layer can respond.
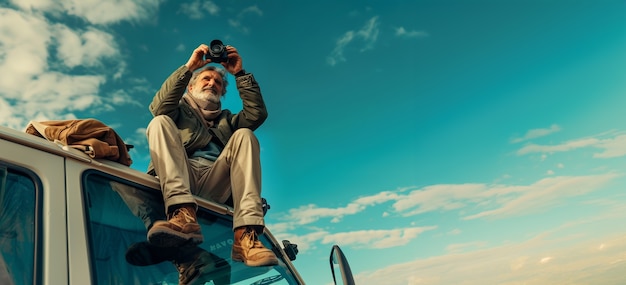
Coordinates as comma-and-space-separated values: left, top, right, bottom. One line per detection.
270, 174, 620, 259
516, 131, 626, 158
511, 124, 561, 143
510, 256, 530, 271
276, 229, 330, 253
320, 227, 437, 249
0, 8, 51, 96
448, 229, 462, 235
357, 16, 379, 51
394, 26, 428, 38
8, 70, 105, 126
326, 31, 354, 66
106, 90, 143, 108
241, 5, 262, 17
271, 173, 620, 236
10, 0, 162, 25
273, 189, 402, 229
112, 61, 127, 81
0, 6, 151, 130
0, 99, 25, 129
7, 0, 56, 12
592, 134, 626, 158
122, 127, 149, 162
354, 225, 626, 285
327, 16, 380, 66
227, 5, 263, 34
446, 241, 487, 253
273, 226, 437, 253
539, 256, 553, 264
179, 0, 219, 19
53, 25, 119, 68
353, 190, 400, 205
462, 174, 619, 220
282, 203, 365, 225
392, 183, 488, 215
228, 19, 241, 29
517, 137, 598, 155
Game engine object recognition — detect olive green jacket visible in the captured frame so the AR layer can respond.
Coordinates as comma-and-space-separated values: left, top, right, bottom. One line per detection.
147, 65, 268, 174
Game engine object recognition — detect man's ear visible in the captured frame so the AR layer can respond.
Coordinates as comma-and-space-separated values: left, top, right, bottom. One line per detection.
187, 85, 194, 93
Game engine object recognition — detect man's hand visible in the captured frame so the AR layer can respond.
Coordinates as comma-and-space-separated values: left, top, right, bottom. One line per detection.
221, 46, 243, 75
185, 44, 212, 72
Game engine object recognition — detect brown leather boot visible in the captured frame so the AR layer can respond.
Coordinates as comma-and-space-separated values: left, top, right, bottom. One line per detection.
174, 246, 230, 285
231, 226, 279, 267
148, 204, 203, 247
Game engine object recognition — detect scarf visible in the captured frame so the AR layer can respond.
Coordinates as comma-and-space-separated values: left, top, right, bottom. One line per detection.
183, 95, 222, 128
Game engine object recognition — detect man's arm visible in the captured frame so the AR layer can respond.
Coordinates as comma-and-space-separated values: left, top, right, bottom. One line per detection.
150, 44, 212, 118
231, 72, 268, 130
220, 46, 268, 130
149, 65, 192, 118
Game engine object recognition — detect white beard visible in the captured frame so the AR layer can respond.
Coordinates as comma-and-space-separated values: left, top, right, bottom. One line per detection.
191, 88, 221, 104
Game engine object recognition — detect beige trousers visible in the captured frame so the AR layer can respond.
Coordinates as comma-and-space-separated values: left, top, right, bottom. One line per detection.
146, 115, 264, 229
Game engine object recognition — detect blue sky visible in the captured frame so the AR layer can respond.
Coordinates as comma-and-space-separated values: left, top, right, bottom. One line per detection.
1, 0, 626, 284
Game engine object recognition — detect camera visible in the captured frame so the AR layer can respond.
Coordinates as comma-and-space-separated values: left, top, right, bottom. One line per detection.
205, 39, 228, 63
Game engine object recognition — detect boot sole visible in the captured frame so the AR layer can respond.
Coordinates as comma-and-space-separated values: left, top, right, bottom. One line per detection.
231, 252, 279, 267
148, 228, 203, 248
125, 242, 178, 266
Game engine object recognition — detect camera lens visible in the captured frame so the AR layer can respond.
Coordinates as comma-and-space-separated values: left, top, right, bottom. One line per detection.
209, 40, 225, 55
207, 39, 228, 62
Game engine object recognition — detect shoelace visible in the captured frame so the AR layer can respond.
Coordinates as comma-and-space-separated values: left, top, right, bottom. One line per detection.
169, 208, 195, 224
241, 229, 266, 249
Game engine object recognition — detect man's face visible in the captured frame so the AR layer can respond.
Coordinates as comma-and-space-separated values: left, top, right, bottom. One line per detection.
189, 70, 224, 103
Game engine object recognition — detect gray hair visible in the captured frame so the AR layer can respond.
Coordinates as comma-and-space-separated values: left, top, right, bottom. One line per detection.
189, 65, 229, 96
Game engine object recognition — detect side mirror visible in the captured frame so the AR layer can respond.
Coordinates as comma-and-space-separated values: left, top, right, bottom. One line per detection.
262, 197, 270, 216
329, 245, 355, 285
282, 240, 299, 261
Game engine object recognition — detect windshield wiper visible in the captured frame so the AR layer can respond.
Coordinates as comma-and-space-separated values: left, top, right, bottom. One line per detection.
250, 274, 284, 285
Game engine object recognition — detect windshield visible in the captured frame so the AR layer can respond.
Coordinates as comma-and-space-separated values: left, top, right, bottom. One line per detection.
83, 172, 301, 285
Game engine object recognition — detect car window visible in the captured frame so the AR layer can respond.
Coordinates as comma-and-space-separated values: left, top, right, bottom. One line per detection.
82, 172, 301, 285
0, 165, 40, 285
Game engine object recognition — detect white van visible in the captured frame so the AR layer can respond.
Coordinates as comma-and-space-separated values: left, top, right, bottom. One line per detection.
0, 125, 354, 285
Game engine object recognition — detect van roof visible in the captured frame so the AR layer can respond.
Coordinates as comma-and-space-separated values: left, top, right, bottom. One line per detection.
0, 124, 234, 216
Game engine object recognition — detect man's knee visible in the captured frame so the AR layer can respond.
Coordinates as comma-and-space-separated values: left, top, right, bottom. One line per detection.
232, 128, 257, 141
147, 115, 176, 136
